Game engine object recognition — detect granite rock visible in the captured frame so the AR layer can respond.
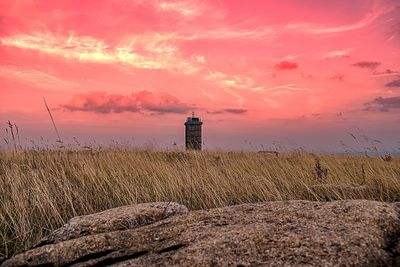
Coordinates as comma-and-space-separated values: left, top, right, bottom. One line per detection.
2, 201, 400, 267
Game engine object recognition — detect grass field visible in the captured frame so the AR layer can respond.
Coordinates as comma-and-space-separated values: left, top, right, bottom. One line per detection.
1, 148, 399, 257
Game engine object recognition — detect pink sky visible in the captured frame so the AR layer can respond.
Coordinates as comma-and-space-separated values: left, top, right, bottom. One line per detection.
1, 0, 399, 151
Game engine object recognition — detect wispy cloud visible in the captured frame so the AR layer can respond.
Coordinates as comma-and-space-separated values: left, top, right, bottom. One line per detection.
0, 33, 201, 74
364, 96, 400, 112
204, 70, 266, 106
205, 71, 264, 92
191, 27, 277, 41
265, 84, 308, 93
371, 69, 400, 77
388, 7, 400, 41
386, 79, 400, 87
285, 4, 388, 34
0, 28, 279, 76
200, 89, 216, 103
207, 108, 247, 115
352, 61, 381, 70
0, 65, 78, 90
324, 49, 353, 59
62, 90, 191, 114
129, 0, 208, 18
158, 0, 204, 17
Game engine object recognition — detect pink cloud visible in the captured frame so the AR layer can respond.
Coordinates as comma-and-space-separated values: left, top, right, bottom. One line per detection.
0, 33, 201, 74
275, 61, 298, 70
324, 49, 353, 59
62, 91, 191, 114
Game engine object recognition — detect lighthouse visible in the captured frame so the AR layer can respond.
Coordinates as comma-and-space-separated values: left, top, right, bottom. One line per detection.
184, 112, 203, 150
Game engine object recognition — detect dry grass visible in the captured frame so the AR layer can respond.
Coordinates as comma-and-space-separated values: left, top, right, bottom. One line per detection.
0, 148, 399, 257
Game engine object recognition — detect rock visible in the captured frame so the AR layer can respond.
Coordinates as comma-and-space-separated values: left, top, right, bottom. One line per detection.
2, 200, 400, 266
34, 202, 188, 247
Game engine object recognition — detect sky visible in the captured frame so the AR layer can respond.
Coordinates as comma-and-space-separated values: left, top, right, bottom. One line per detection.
0, 0, 399, 152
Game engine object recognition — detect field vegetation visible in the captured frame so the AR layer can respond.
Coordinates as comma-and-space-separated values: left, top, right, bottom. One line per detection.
0, 148, 399, 257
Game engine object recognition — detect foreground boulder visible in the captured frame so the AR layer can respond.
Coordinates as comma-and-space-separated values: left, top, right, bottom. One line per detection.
35, 202, 189, 247
2, 200, 400, 266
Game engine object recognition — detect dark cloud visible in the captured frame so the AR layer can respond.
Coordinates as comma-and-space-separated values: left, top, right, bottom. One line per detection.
224, 108, 248, 114
383, 69, 398, 74
62, 91, 191, 114
364, 96, 400, 112
373, 69, 400, 77
207, 110, 224, 115
207, 108, 248, 114
330, 74, 344, 81
275, 61, 298, 70
352, 61, 381, 70
386, 79, 400, 88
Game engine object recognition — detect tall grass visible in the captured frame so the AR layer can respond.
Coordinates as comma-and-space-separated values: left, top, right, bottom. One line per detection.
0, 148, 399, 257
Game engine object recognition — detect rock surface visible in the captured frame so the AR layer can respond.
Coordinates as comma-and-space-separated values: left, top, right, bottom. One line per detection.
2, 200, 400, 266
34, 202, 189, 247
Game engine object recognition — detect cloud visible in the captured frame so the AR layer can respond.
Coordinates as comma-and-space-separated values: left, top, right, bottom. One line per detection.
371, 69, 400, 77
0, 29, 277, 76
0, 65, 78, 90
0, 33, 200, 74
192, 27, 276, 41
386, 79, 400, 88
134, 90, 191, 114
324, 49, 352, 59
205, 71, 263, 91
62, 91, 191, 114
285, 4, 390, 34
206, 110, 224, 115
223, 108, 248, 114
352, 61, 381, 70
329, 74, 344, 81
62, 92, 139, 113
158, 1, 204, 17
207, 108, 247, 114
275, 61, 298, 70
264, 84, 308, 93
364, 96, 400, 112
388, 8, 400, 40
205, 71, 265, 106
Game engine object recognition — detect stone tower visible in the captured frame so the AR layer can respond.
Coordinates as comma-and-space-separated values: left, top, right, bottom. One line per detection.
184, 112, 202, 150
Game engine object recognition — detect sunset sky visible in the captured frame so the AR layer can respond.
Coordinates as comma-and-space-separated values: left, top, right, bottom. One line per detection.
1, 0, 399, 152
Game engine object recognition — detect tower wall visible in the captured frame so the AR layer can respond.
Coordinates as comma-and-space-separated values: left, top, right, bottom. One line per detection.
184, 115, 202, 150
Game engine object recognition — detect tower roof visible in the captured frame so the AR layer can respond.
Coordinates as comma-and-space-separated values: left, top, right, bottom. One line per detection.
185, 116, 203, 125
184, 112, 203, 125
